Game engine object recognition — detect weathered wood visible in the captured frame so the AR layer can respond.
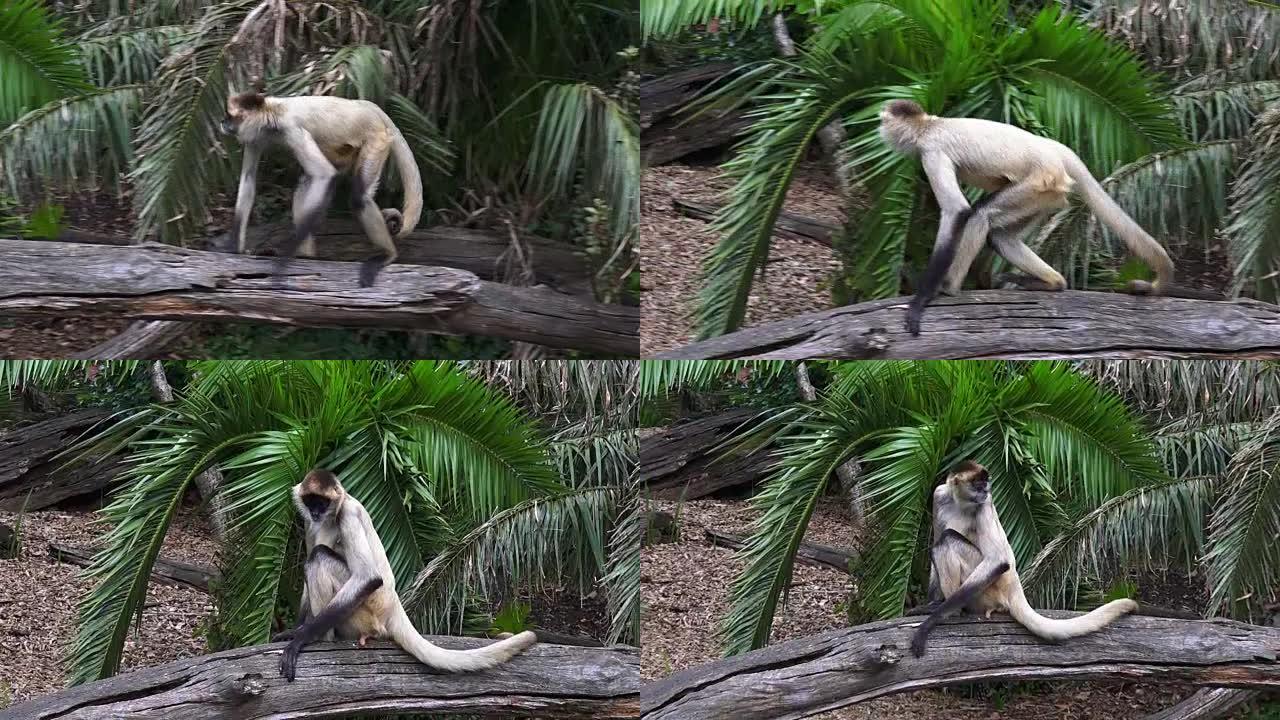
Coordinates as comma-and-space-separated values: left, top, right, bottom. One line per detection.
703, 529, 856, 574
640, 409, 769, 499
640, 615, 1280, 720
643, 111, 753, 167
1142, 688, 1256, 720
655, 290, 1280, 359
672, 198, 838, 247
640, 63, 737, 123
221, 221, 594, 297
47, 542, 218, 592
0, 409, 123, 511
0, 239, 638, 356
74, 320, 191, 360
2, 639, 639, 720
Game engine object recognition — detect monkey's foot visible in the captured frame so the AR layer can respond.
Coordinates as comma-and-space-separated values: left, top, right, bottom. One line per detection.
358, 254, 392, 287
996, 273, 1064, 291
357, 635, 370, 647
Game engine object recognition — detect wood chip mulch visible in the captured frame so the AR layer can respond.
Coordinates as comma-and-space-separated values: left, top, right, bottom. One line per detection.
0, 506, 218, 705
640, 162, 844, 355
641, 497, 1233, 720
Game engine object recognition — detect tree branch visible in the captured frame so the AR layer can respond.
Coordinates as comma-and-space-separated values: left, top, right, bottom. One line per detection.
0, 239, 638, 356
3, 639, 639, 720
656, 291, 1280, 359
641, 614, 1279, 720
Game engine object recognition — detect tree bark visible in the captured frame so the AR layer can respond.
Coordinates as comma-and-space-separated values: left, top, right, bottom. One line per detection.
1141, 688, 1257, 720
75, 321, 190, 360
640, 409, 769, 499
47, 542, 218, 593
655, 291, 1280, 359
793, 362, 864, 531
0, 409, 123, 510
641, 615, 1280, 720
640, 63, 747, 166
0, 239, 638, 356
2, 639, 639, 720
146, 361, 228, 543
672, 198, 837, 247
704, 529, 856, 574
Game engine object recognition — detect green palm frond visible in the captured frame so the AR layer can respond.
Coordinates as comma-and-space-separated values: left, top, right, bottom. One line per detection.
1011, 362, 1165, 509
603, 474, 640, 644
0, 0, 89, 128
528, 82, 639, 246
720, 407, 850, 654
638, 359, 791, 398
404, 485, 620, 633
0, 360, 142, 392
1226, 106, 1280, 302
1079, 360, 1280, 423
1011, 7, 1184, 173
384, 93, 455, 180
1023, 475, 1211, 608
0, 85, 144, 198
1203, 413, 1280, 618
274, 44, 392, 101
129, 0, 252, 243
78, 24, 188, 86
1175, 80, 1280, 142
694, 50, 877, 338
641, 0, 784, 40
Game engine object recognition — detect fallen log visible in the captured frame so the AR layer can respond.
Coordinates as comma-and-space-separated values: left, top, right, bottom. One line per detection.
74, 320, 191, 359
1, 638, 639, 720
640, 409, 770, 499
672, 198, 838, 247
0, 239, 638, 356
640, 614, 1280, 720
221, 221, 594, 297
0, 409, 123, 511
643, 110, 752, 167
47, 542, 218, 593
703, 529, 856, 573
1143, 688, 1256, 720
655, 290, 1280, 359
641, 63, 737, 124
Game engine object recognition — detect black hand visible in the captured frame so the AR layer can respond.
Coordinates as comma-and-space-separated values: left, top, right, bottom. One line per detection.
281, 640, 302, 681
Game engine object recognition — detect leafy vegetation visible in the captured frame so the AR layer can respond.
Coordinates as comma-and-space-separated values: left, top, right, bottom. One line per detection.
1, 359, 636, 684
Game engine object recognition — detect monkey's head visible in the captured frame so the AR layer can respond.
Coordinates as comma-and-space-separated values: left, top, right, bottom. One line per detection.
882, 99, 926, 120
946, 460, 990, 505
879, 99, 929, 154
222, 77, 269, 139
293, 468, 346, 524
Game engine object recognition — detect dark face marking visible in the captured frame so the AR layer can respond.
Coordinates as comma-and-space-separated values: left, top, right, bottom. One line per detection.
302, 493, 330, 522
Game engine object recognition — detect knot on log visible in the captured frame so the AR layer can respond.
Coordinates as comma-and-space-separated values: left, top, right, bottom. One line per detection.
230, 673, 268, 697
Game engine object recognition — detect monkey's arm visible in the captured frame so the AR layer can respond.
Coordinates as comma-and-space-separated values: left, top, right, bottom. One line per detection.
275, 128, 339, 264
907, 151, 971, 335
279, 517, 383, 681
229, 144, 262, 254
910, 557, 1009, 657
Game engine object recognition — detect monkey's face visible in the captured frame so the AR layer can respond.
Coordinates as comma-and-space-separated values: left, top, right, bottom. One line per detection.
948, 461, 990, 505
294, 469, 345, 523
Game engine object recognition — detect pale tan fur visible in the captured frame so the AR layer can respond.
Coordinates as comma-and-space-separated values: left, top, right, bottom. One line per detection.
289, 473, 536, 673
881, 103, 1175, 296
930, 466, 1137, 641
225, 93, 422, 280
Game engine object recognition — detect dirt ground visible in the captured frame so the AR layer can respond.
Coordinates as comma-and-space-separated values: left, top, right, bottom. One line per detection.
641, 497, 1257, 720
640, 162, 843, 354
0, 505, 218, 705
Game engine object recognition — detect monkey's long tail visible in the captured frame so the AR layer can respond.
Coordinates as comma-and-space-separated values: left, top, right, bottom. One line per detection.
386, 607, 537, 672
388, 130, 422, 239
1006, 585, 1137, 641
1063, 153, 1174, 292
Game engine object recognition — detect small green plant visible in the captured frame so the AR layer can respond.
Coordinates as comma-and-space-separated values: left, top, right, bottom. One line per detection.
1103, 579, 1137, 603
2, 491, 31, 559
23, 202, 65, 239
489, 602, 532, 635
1248, 699, 1280, 720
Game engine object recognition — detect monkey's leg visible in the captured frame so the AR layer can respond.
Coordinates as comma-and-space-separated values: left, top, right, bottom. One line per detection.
275, 130, 338, 276
280, 547, 383, 682
273, 545, 347, 642
910, 559, 1009, 657
292, 180, 318, 258
990, 210, 1067, 291
906, 151, 972, 335
350, 139, 396, 287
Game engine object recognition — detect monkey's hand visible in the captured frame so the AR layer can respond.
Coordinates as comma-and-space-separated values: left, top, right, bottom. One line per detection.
280, 640, 304, 682
909, 627, 929, 657
271, 628, 297, 642
381, 208, 403, 237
